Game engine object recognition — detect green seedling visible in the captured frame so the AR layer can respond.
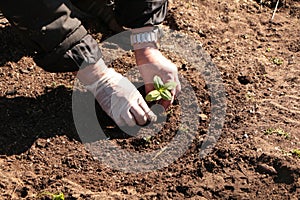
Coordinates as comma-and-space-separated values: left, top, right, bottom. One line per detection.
145, 75, 177, 102
143, 135, 152, 143
38, 191, 64, 200
291, 149, 300, 158
245, 91, 256, 102
51, 81, 57, 87
264, 128, 290, 139
271, 57, 283, 65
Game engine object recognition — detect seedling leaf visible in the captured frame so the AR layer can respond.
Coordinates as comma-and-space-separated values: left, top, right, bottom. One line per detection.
37, 192, 64, 200
272, 57, 283, 65
163, 81, 177, 90
53, 193, 65, 200
161, 89, 172, 100
146, 90, 162, 102
153, 75, 164, 90
291, 149, 300, 158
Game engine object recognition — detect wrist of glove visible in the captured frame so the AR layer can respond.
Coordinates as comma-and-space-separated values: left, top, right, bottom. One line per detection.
77, 60, 156, 127
130, 26, 161, 50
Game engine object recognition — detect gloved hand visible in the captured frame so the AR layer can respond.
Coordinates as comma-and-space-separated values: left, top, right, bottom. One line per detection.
77, 59, 156, 127
135, 47, 181, 109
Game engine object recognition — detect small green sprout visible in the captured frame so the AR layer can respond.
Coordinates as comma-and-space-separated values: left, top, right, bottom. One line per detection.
38, 191, 65, 200
245, 91, 255, 101
51, 81, 57, 87
52, 193, 64, 200
145, 75, 177, 102
291, 149, 300, 158
271, 57, 283, 65
143, 135, 152, 143
264, 128, 290, 139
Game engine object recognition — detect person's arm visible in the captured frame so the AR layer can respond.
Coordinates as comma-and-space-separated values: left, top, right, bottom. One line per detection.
0, 0, 155, 127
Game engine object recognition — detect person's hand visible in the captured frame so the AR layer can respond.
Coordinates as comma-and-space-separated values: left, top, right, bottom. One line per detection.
77, 60, 156, 127
135, 47, 181, 109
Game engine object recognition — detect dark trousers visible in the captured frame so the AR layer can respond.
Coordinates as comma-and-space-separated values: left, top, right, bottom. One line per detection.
0, 0, 168, 72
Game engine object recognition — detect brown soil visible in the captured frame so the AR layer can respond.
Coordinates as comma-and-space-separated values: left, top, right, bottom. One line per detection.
0, 0, 299, 199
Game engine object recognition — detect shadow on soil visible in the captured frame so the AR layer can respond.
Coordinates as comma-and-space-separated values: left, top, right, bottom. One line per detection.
0, 86, 131, 156
0, 26, 34, 67
0, 86, 79, 156
0, 23, 129, 156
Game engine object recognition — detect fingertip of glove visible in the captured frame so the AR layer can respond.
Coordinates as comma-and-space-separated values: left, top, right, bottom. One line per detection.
147, 111, 157, 122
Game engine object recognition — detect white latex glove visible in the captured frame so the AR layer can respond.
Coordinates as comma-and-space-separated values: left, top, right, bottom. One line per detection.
77, 59, 156, 127
135, 47, 181, 109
